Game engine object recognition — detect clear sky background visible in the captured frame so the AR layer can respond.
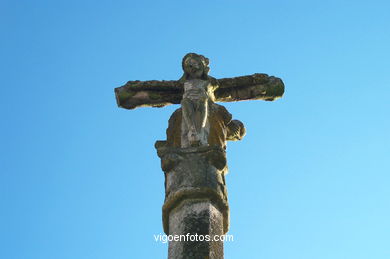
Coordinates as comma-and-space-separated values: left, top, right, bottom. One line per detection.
1, 0, 389, 258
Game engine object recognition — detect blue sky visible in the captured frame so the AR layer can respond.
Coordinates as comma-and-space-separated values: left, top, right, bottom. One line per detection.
1, 0, 389, 258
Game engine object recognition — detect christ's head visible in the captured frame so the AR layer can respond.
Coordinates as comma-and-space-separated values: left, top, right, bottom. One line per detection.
181, 53, 210, 80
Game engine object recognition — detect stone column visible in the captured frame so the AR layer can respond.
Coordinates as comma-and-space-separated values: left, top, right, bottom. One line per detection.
155, 144, 229, 259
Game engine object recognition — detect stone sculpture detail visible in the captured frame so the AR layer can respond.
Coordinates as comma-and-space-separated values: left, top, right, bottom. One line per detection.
115, 53, 284, 258
180, 53, 215, 147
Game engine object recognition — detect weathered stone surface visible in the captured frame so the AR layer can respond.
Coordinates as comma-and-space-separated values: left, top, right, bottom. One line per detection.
155, 145, 229, 235
179, 53, 217, 148
165, 103, 245, 149
168, 201, 224, 259
115, 73, 284, 110
155, 145, 227, 259
115, 53, 285, 259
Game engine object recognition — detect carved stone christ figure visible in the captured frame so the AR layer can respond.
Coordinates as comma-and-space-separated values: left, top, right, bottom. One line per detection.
115, 53, 284, 150
179, 53, 218, 147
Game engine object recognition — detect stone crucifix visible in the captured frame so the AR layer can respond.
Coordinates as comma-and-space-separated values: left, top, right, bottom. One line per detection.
115, 53, 284, 259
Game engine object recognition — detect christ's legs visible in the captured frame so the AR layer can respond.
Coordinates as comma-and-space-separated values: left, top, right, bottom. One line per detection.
194, 98, 208, 133
181, 98, 199, 145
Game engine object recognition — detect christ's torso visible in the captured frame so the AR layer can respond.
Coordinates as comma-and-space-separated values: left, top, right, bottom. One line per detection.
183, 79, 210, 101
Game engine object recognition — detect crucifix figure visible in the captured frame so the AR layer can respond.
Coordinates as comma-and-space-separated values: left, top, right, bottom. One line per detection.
115, 53, 284, 259
180, 53, 216, 147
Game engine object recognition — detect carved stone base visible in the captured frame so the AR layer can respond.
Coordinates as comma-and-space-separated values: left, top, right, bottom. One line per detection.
156, 144, 228, 258
155, 144, 230, 235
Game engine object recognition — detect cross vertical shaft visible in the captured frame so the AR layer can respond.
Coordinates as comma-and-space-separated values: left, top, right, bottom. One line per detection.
156, 145, 228, 258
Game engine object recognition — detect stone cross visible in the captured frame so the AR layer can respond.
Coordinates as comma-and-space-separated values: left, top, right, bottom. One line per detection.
115, 53, 284, 259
